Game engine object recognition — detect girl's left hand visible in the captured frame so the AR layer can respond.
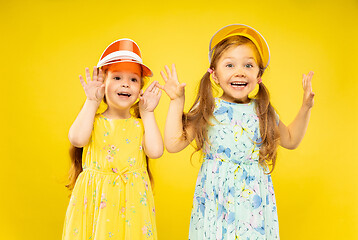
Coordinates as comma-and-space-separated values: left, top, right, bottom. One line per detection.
302, 71, 315, 109
139, 81, 162, 113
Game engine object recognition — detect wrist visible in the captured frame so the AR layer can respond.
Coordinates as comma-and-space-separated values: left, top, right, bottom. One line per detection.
301, 103, 312, 112
140, 110, 154, 119
171, 95, 185, 103
86, 99, 101, 107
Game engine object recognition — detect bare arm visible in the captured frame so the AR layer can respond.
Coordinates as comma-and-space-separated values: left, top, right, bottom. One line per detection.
279, 71, 315, 149
158, 64, 195, 153
68, 67, 105, 147
165, 97, 196, 153
140, 81, 164, 159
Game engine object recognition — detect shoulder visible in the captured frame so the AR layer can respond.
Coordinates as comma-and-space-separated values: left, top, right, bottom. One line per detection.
214, 97, 222, 106
131, 117, 143, 126
213, 97, 226, 110
130, 117, 144, 132
274, 109, 280, 125
253, 100, 280, 125
94, 113, 107, 121
92, 113, 105, 125
93, 113, 114, 127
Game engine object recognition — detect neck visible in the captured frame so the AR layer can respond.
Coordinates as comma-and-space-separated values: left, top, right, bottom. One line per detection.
220, 95, 250, 104
102, 106, 132, 119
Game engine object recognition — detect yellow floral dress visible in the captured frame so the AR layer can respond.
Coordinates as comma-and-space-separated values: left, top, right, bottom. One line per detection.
63, 114, 157, 240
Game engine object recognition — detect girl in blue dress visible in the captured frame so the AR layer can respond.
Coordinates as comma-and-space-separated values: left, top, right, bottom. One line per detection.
158, 24, 315, 239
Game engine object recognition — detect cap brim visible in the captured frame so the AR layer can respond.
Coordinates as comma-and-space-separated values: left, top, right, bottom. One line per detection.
209, 24, 270, 69
99, 59, 153, 77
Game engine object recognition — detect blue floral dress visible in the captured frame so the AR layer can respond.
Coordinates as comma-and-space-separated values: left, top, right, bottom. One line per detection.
189, 98, 280, 240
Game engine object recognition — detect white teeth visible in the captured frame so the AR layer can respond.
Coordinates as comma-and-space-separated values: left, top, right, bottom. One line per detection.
231, 82, 247, 86
117, 93, 131, 97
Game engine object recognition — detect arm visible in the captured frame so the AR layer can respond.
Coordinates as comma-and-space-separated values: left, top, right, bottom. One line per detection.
68, 67, 105, 147
158, 64, 195, 153
140, 81, 164, 159
279, 71, 315, 149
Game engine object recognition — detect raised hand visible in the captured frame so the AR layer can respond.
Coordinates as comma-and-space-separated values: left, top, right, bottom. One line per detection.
79, 66, 105, 103
302, 71, 315, 109
158, 64, 186, 100
139, 81, 162, 113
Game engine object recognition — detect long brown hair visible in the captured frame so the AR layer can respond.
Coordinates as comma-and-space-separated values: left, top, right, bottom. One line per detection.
183, 35, 280, 173
66, 66, 153, 191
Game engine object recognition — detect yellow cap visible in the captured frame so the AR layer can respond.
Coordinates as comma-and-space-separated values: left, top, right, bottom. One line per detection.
209, 24, 270, 69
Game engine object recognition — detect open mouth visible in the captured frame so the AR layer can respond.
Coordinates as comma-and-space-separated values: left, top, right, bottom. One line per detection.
117, 93, 131, 97
231, 82, 248, 87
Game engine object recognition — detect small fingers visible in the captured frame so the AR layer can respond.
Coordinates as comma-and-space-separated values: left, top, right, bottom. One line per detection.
97, 84, 105, 97
156, 82, 165, 90
79, 75, 86, 87
307, 71, 314, 79
179, 82, 187, 89
153, 85, 160, 95
139, 90, 144, 100
153, 81, 161, 94
164, 65, 171, 78
146, 81, 157, 93
160, 71, 168, 82
307, 72, 314, 91
172, 63, 177, 77
85, 68, 91, 82
92, 66, 98, 81
98, 68, 104, 82
303, 71, 314, 91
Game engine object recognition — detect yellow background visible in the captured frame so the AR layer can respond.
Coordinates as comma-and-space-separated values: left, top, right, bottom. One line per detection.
1, 0, 357, 239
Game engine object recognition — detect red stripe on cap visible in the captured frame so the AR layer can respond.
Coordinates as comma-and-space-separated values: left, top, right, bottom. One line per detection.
100, 39, 141, 61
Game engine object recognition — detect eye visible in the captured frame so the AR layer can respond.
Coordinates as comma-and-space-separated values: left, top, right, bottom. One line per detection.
226, 63, 234, 68
245, 63, 253, 68
114, 76, 121, 80
131, 78, 138, 82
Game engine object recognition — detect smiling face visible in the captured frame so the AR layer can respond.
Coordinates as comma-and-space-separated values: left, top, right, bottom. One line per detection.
104, 62, 142, 116
212, 43, 261, 103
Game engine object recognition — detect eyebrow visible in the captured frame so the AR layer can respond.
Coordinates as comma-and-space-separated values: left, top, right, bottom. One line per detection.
110, 71, 140, 77
223, 56, 256, 60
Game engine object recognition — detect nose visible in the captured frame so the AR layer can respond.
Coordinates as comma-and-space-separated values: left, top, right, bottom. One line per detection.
234, 67, 246, 78
121, 79, 130, 88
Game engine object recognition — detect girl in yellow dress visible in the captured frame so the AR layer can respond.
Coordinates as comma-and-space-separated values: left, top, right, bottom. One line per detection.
62, 38, 163, 240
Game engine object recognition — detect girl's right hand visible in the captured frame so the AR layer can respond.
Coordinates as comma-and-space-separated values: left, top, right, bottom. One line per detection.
302, 71, 315, 109
79, 67, 105, 103
158, 64, 186, 100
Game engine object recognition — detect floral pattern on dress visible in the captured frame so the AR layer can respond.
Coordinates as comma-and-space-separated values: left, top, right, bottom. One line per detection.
102, 144, 119, 162
189, 98, 280, 240
62, 115, 157, 240
142, 221, 154, 238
